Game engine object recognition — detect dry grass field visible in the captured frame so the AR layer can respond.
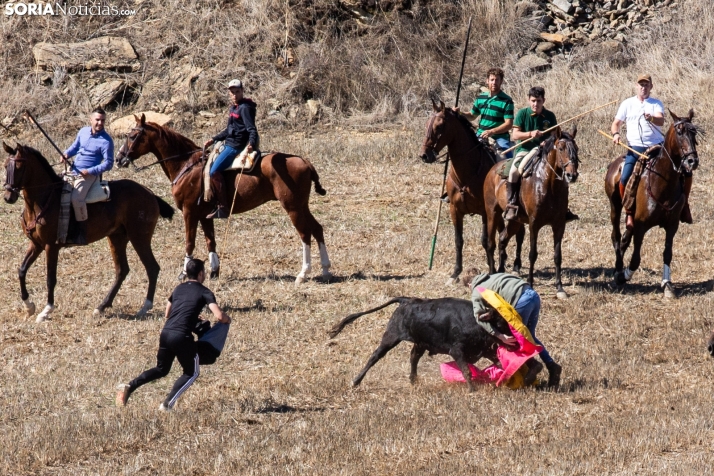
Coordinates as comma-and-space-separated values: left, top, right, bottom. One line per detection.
2, 0, 714, 474
1, 119, 713, 474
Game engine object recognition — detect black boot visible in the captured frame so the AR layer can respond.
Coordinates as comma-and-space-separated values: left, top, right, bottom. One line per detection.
503, 180, 520, 221
206, 174, 229, 219
523, 358, 543, 386
545, 361, 562, 387
66, 220, 88, 246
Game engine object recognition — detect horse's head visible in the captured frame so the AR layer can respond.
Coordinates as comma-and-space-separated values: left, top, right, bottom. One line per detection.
552, 125, 579, 183
116, 113, 151, 168
3, 141, 27, 204
420, 99, 457, 163
668, 109, 700, 174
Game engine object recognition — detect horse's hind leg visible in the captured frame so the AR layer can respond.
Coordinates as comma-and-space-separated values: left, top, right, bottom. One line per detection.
662, 224, 679, 299
199, 217, 220, 279
96, 232, 130, 316
285, 207, 313, 284
513, 225, 525, 275
130, 234, 161, 317
448, 205, 465, 285
19, 242, 42, 317
306, 209, 331, 280
610, 198, 626, 284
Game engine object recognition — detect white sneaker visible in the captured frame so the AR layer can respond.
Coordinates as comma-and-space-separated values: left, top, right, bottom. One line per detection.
158, 403, 172, 412
115, 384, 130, 407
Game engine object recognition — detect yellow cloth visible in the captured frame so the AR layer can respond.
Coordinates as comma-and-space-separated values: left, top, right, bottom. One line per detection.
477, 287, 536, 345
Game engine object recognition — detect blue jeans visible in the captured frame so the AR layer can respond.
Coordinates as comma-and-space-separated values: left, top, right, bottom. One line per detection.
620, 145, 648, 186
514, 286, 553, 364
209, 145, 239, 176
494, 137, 514, 159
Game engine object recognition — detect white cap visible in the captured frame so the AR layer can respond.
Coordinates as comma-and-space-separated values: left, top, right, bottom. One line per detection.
227, 79, 243, 89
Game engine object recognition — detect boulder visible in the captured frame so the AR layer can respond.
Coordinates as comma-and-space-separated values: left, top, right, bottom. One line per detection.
536, 42, 557, 54
109, 111, 172, 135
539, 32, 568, 44
517, 54, 551, 72
32, 36, 139, 73
306, 99, 321, 118
90, 80, 137, 108
552, 0, 573, 14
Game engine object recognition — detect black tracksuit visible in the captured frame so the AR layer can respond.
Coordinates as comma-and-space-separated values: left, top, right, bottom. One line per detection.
127, 281, 216, 408
212, 98, 259, 151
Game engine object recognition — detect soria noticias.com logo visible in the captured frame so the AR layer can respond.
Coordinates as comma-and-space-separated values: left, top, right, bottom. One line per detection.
4, 2, 137, 16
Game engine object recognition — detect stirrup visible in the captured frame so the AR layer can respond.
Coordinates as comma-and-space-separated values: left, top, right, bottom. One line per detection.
206, 206, 229, 219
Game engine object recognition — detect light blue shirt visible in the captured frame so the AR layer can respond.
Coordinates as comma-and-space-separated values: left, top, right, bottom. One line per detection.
64, 126, 114, 176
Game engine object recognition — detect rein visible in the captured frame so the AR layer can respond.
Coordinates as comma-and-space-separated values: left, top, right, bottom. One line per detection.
128, 149, 203, 172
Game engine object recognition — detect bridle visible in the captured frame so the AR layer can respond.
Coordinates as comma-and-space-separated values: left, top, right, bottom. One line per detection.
4, 153, 25, 193
119, 125, 202, 172
543, 136, 579, 182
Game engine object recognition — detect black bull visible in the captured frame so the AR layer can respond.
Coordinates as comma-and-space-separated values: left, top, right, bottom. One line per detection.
328, 297, 510, 391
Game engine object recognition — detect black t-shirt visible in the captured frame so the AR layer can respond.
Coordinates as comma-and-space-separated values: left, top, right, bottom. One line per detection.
163, 281, 217, 335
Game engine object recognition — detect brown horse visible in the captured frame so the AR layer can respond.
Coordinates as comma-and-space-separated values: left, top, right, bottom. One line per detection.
2, 142, 174, 323
419, 100, 521, 284
116, 114, 331, 283
604, 109, 700, 298
484, 128, 580, 299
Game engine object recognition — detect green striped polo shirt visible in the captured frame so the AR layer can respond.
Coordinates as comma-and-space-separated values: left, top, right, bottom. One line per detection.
469, 90, 515, 140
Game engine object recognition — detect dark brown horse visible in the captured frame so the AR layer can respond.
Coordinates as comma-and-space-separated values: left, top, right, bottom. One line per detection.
484, 128, 580, 299
419, 100, 520, 284
605, 110, 700, 298
116, 114, 331, 283
2, 142, 174, 323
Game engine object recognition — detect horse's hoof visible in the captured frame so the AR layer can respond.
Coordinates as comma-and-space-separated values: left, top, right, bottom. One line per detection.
35, 304, 55, 323
614, 272, 626, 286
23, 300, 35, 317
445, 277, 457, 286
93, 308, 103, 317
556, 291, 568, 300
321, 272, 333, 282
663, 283, 677, 299
210, 270, 220, 280
136, 300, 154, 317
295, 275, 306, 285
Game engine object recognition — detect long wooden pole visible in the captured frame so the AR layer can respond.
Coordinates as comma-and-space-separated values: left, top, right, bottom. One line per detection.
428, 16, 472, 271
597, 130, 649, 159
501, 100, 618, 155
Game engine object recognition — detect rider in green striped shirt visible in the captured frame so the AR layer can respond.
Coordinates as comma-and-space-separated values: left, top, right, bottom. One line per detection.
459, 68, 515, 159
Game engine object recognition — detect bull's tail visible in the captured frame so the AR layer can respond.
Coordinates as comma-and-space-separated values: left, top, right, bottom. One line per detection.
328, 297, 410, 338
156, 196, 175, 221
303, 157, 326, 196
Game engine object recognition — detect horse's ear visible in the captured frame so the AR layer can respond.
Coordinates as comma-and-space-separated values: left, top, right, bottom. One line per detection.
554, 127, 562, 139
2, 141, 15, 155
439, 100, 445, 112
133, 114, 141, 123
140, 113, 146, 126
669, 109, 679, 122
570, 123, 577, 139
688, 108, 694, 121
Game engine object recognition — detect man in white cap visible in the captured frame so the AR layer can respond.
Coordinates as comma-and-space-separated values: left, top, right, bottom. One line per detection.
610, 74, 691, 230
203, 79, 259, 219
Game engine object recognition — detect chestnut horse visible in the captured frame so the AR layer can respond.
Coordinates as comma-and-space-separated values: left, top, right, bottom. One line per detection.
116, 114, 331, 283
484, 127, 580, 299
419, 100, 521, 284
3, 142, 174, 322
604, 109, 700, 298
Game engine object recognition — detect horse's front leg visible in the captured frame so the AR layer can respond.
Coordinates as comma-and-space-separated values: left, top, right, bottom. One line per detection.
662, 223, 679, 299
19, 242, 43, 317
447, 204, 465, 286
179, 212, 200, 281
498, 220, 519, 273
553, 223, 567, 299
36, 245, 60, 323
199, 217, 220, 279
527, 223, 540, 287
624, 226, 646, 286
486, 211, 499, 274
610, 198, 626, 284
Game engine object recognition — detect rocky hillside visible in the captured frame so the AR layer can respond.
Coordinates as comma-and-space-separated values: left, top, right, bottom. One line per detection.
0, 0, 706, 142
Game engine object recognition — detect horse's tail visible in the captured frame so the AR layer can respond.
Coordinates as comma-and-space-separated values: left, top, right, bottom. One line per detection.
328, 298, 409, 338
303, 157, 326, 196
155, 196, 175, 221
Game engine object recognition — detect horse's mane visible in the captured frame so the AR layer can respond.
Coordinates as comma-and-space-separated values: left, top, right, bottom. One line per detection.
22, 145, 62, 183
446, 108, 476, 134
147, 122, 200, 150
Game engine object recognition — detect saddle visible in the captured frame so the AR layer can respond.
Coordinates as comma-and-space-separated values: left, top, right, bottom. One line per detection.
57, 177, 111, 244
203, 141, 261, 202
497, 157, 515, 179
622, 145, 662, 211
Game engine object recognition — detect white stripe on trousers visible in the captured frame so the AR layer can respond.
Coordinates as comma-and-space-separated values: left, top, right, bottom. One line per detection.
167, 354, 200, 408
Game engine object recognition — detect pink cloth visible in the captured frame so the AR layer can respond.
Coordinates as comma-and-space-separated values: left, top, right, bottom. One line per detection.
440, 324, 543, 387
